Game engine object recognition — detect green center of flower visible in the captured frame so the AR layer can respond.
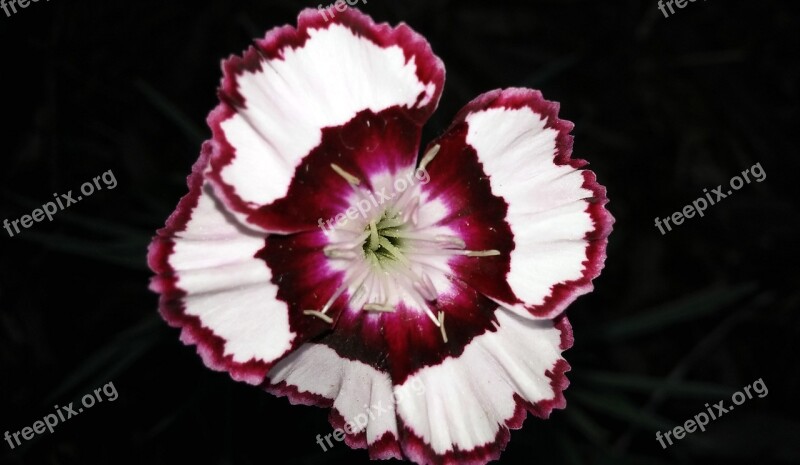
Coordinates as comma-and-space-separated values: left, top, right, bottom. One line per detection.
362, 211, 407, 266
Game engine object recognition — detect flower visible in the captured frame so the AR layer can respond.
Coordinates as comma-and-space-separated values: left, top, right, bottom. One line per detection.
148, 8, 612, 465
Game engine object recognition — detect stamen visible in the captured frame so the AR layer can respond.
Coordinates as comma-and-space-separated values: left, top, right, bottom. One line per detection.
436, 235, 466, 249
323, 247, 360, 260
388, 145, 436, 218
421, 304, 441, 327
363, 303, 395, 312
303, 310, 334, 324
438, 311, 448, 343
351, 285, 365, 303
303, 269, 370, 324
326, 231, 371, 250
374, 271, 388, 305
401, 197, 420, 225
464, 250, 501, 257
381, 231, 466, 249
412, 272, 437, 301
331, 163, 361, 186
405, 248, 502, 258
418, 144, 441, 171
390, 270, 440, 326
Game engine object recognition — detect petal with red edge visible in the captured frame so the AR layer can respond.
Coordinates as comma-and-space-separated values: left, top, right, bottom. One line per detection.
267, 343, 404, 460
424, 88, 613, 319
148, 145, 328, 384
397, 311, 572, 465
207, 8, 445, 232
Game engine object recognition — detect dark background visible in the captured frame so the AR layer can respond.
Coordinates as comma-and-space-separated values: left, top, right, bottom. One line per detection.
1, 0, 799, 464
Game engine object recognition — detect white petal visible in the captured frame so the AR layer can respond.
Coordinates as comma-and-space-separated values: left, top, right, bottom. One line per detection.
397, 309, 567, 454
217, 22, 439, 209
465, 105, 598, 316
168, 184, 294, 369
268, 344, 400, 446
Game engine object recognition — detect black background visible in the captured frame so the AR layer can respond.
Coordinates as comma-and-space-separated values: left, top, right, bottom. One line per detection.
1, 1, 799, 464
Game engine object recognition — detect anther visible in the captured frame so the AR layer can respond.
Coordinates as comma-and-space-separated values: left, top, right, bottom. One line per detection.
331, 163, 361, 186
419, 144, 441, 172
303, 310, 334, 324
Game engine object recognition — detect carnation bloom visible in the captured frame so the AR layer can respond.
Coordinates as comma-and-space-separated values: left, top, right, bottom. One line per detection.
149, 8, 612, 465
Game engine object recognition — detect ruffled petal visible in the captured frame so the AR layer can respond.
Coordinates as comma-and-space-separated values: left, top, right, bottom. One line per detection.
206, 8, 445, 233
423, 88, 613, 319
396, 312, 572, 465
266, 343, 404, 460
265, 311, 571, 465
245, 107, 423, 232
148, 144, 328, 384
